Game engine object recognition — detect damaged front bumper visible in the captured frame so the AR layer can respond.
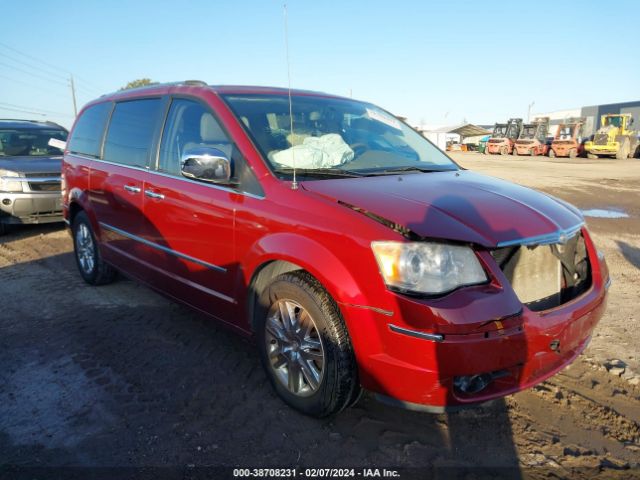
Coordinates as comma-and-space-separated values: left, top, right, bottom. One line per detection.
344, 228, 609, 411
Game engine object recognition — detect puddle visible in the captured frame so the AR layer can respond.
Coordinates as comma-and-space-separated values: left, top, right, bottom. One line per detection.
581, 209, 629, 219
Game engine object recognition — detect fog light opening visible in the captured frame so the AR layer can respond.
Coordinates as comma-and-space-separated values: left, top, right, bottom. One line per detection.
454, 374, 492, 394
454, 369, 510, 395
2, 198, 11, 206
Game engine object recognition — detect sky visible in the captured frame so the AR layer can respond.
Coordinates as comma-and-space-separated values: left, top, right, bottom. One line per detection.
1, 0, 639, 129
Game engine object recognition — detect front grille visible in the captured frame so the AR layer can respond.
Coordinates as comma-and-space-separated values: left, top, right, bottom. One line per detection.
491, 232, 591, 311
555, 141, 573, 145
594, 133, 609, 145
23, 172, 61, 192
29, 182, 60, 191
516, 140, 533, 145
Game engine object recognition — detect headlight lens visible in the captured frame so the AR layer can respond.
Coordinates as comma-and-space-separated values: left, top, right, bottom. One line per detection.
371, 241, 487, 295
0, 169, 23, 192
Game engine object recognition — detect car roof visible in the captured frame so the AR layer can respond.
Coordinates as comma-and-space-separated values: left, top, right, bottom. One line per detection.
97, 81, 350, 103
0, 119, 67, 131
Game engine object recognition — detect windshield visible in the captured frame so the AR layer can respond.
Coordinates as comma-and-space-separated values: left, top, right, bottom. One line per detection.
221, 94, 457, 176
0, 128, 67, 157
492, 125, 507, 138
603, 116, 622, 128
520, 125, 537, 139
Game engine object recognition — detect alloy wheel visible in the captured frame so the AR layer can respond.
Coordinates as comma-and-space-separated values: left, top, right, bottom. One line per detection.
265, 299, 325, 397
75, 223, 95, 275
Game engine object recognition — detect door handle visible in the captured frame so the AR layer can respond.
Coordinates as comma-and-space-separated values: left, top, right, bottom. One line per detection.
144, 189, 165, 200
124, 185, 141, 193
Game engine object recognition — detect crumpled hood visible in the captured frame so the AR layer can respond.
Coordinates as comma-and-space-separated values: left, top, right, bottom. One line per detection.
302, 170, 583, 248
0, 156, 62, 175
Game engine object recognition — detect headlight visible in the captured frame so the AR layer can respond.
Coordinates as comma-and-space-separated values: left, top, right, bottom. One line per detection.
371, 241, 487, 295
0, 169, 23, 192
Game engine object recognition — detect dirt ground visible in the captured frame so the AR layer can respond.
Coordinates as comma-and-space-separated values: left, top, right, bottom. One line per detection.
1, 153, 639, 479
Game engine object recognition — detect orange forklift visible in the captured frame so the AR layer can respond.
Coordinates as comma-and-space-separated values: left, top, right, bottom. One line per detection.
549, 117, 585, 158
514, 117, 550, 156
486, 118, 523, 155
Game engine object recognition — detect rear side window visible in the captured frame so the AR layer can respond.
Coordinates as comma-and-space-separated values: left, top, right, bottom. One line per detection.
68, 102, 111, 158
103, 98, 162, 168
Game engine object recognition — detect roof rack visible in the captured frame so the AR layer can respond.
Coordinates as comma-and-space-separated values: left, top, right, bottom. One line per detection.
101, 80, 209, 97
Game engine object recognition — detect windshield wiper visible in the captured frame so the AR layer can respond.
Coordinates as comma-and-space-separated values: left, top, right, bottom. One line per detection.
365, 166, 453, 175
273, 167, 364, 178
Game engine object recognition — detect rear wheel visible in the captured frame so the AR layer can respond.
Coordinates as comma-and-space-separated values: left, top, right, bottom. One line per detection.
72, 211, 117, 285
548, 148, 556, 158
257, 271, 359, 417
569, 148, 578, 158
500, 146, 508, 155
512, 148, 518, 156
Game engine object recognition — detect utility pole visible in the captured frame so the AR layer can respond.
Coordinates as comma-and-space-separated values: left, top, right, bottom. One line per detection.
69, 75, 78, 117
527, 101, 535, 122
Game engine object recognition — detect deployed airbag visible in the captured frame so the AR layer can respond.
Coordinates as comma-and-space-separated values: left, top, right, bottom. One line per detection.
270, 133, 354, 169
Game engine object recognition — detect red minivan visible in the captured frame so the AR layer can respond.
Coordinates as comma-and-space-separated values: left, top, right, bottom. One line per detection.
62, 81, 609, 417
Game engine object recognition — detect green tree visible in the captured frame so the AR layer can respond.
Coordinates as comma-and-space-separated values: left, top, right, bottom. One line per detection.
120, 78, 157, 90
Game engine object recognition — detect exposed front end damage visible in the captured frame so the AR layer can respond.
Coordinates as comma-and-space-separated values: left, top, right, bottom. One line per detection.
345, 226, 608, 412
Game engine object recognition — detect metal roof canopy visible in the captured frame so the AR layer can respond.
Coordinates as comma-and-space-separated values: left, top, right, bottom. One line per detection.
443, 123, 492, 138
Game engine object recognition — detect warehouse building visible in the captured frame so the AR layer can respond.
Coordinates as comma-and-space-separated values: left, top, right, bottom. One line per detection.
534, 100, 640, 138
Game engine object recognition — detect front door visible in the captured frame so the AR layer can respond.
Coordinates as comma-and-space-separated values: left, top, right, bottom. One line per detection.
142, 98, 238, 322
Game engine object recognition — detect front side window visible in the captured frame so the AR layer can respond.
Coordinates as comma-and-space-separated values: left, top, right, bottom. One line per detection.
0, 128, 67, 157
104, 99, 163, 167
68, 102, 111, 158
158, 98, 232, 176
222, 94, 457, 177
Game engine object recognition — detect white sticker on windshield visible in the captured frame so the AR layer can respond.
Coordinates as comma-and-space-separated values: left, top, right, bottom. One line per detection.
366, 108, 402, 130
48, 138, 66, 150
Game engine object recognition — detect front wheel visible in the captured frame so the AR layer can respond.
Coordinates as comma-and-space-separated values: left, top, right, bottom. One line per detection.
257, 271, 359, 417
548, 148, 556, 158
72, 211, 117, 285
569, 148, 578, 159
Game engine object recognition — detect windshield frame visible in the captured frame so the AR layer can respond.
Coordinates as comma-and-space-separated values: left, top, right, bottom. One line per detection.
220, 92, 460, 180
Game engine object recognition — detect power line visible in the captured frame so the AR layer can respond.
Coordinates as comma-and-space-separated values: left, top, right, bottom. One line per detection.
0, 41, 68, 78
0, 101, 74, 117
0, 42, 110, 94
0, 106, 47, 117
0, 50, 69, 82
0, 61, 69, 87
0, 74, 67, 96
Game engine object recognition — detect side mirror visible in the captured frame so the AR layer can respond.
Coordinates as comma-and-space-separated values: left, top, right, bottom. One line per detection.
181, 147, 232, 184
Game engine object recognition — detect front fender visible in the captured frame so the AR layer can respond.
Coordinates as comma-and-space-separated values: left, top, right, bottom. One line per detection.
243, 232, 370, 307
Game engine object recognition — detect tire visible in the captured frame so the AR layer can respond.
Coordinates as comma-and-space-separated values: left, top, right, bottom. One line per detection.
587, 153, 598, 159
500, 146, 508, 155
72, 211, 117, 285
548, 148, 556, 158
0, 222, 6, 236
616, 139, 630, 160
256, 271, 359, 417
512, 148, 518, 157
569, 148, 577, 159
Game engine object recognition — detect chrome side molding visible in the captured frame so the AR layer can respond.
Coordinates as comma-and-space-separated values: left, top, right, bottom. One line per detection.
388, 324, 444, 342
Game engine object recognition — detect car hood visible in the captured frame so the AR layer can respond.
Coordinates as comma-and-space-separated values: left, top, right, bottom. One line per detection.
301, 170, 584, 248
0, 156, 62, 174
